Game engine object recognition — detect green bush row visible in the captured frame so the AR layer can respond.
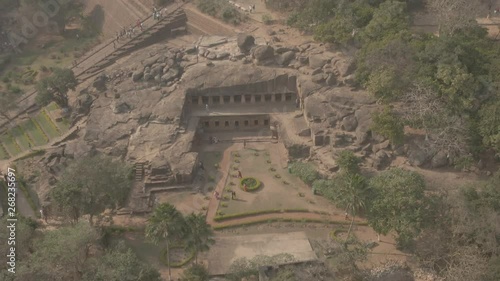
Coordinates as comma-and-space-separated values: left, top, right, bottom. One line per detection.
289, 162, 321, 186
213, 218, 368, 230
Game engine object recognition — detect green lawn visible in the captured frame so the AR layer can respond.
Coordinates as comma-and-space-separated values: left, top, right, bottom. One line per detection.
0, 143, 9, 160
55, 118, 71, 133
21, 119, 49, 146
45, 102, 60, 112
10, 126, 33, 151
216, 148, 324, 216
0, 133, 22, 157
45, 103, 71, 133
34, 112, 60, 139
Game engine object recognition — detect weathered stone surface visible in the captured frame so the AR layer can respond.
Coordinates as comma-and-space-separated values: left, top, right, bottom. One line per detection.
206, 52, 217, 60
325, 74, 336, 86
132, 70, 144, 82
372, 150, 389, 170
407, 144, 431, 167
142, 55, 159, 68
143, 73, 153, 81
311, 73, 326, 83
216, 52, 230, 59
341, 115, 357, 131
354, 107, 375, 145
431, 150, 448, 168
298, 128, 311, 137
93, 74, 107, 91
113, 102, 131, 114
237, 34, 255, 52
311, 68, 323, 75
161, 68, 180, 82
309, 54, 330, 69
333, 56, 355, 77
252, 45, 275, 61
373, 140, 390, 153
276, 51, 295, 66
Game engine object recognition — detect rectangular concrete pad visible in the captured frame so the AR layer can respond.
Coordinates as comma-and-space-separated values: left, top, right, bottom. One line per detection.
207, 231, 317, 276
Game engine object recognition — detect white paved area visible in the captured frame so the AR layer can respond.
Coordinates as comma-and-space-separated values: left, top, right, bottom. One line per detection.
207, 231, 317, 275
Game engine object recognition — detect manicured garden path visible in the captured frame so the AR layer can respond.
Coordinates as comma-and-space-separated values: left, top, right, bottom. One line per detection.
204, 142, 366, 230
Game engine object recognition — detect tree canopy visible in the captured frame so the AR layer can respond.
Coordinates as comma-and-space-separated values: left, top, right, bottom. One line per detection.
367, 168, 435, 247
35, 68, 77, 107
50, 155, 132, 224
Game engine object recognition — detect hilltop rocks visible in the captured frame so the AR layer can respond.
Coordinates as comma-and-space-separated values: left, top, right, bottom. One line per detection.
341, 115, 357, 131
276, 51, 295, 66
431, 150, 448, 168
237, 34, 255, 53
252, 45, 275, 62
309, 54, 330, 69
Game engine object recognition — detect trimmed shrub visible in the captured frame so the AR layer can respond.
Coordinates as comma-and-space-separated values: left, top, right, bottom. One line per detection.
240, 177, 261, 192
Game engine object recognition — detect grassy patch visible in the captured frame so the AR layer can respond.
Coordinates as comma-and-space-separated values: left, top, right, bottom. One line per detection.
10, 126, 33, 151
55, 118, 71, 133
213, 208, 312, 222
0, 133, 22, 157
17, 178, 40, 214
34, 111, 60, 139
21, 119, 49, 146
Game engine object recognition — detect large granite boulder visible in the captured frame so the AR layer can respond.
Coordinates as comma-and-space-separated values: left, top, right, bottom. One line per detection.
431, 150, 448, 168
276, 51, 295, 66
237, 34, 255, 53
309, 54, 330, 69
252, 45, 275, 62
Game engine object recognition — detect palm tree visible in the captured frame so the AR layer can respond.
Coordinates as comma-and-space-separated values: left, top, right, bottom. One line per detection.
145, 203, 186, 281
184, 213, 215, 264
335, 172, 369, 243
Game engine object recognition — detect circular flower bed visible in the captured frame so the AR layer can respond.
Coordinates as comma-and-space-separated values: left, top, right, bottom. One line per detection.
240, 177, 261, 192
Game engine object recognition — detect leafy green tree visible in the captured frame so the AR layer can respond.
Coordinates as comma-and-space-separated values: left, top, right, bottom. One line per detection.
50, 155, 132, 224
146, 203, 187, 281
181, 264, 210, 281
82, 241, 162, 281
360, 1, 409, 43
368, 168, 434, 248
35, 68, 77, 107
0, 217, 37, 267
184, 213, 215, 264
479, 100, 500, 152
371, 107, 404, 145
286, 0, 338, 30
336, 150, 360, 174
16, 222, 99, 280
314, 0, 374, 45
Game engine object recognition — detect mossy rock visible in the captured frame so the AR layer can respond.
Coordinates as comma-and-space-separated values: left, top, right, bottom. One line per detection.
240, 177, 261, 192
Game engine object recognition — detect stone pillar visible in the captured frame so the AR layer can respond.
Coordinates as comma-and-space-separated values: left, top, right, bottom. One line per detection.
198, 96, 203, 105
251, 95, 256, 103
230, 95, 234, 104
220, 96, 224, 105
271, 94, 276, 102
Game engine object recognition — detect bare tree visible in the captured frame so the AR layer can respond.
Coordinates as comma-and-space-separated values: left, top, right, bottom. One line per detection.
428, 0, 481, 36
400, 82, 470, 159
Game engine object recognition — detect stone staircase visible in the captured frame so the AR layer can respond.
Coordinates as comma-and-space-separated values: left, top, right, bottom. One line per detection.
134, 162, 145, 181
